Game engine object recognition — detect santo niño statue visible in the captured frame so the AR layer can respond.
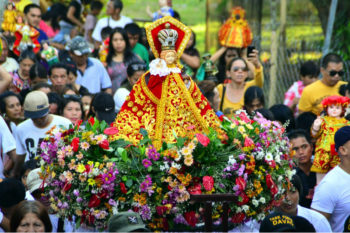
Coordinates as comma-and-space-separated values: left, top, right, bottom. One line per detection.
111, 16, 221, 149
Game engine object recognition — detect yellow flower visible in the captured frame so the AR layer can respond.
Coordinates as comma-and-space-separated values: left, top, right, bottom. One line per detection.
88, 178, 96, 186
76, 164, 86, 173
181, 146, 191, 156
51, 171, 56, 178
238, 126, 246, 134
188, 142, 196, 151
75, 209, 82, 216
88, 161, 94, 166
184, 157, 193, 166
76, 153, 83, 160
82, 131, 93, 140
246, 124, 253, 130
79, 174, 87, 182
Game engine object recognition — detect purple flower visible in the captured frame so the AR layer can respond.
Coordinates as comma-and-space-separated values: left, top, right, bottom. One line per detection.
140, 175, 152, 192
174, 214, 188, 225
239, 153, 246, 160
108, 199, 117, 206
73, 189, 79, 196
147, 145, 160, 161
142, 159, 152, 168
140, 205, 152, 220
77, 197, 83, 202
238, 164, 245, 176
62, 202, 68, 208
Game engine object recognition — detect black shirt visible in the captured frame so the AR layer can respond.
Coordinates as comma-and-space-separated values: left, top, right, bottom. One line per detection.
296, 167, 316, 208
63, 1, 81, 26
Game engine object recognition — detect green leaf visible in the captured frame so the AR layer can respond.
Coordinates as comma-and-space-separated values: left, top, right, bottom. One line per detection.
75, 217, 81, 230
140, 128, 148, 137
125, 179, 133, 188
147, 166, 152, 172
122, 176, 127, 181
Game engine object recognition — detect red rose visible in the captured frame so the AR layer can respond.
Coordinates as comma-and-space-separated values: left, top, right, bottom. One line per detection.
71, 137, 79, 152
203, 176, 214, 191
98, 190, 108, 199
63, 182, 72, 192
231, 212, 246, 224
104, 127, 119, 135
235, 177, 246, 191
266, 174, 274, 188
156, 206, 167, 216
85, 164, 91, 173
75, 119, 83, 129
196, 133, 210, 147
237, 192, 249, 206
270, 185, 278, 197
88, 194, 101, 208
88, 117, 95, 126
188, 183, 202, 195
184, 211, 198, 227
120, 182, 127, 194
99, 140, 109, 150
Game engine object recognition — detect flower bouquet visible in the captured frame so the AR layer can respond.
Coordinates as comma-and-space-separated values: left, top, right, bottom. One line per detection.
39, 110, 295, 231
39, 118, 126, 230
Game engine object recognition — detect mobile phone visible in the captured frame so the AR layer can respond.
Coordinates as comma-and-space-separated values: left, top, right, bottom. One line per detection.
247, 45, 255, 57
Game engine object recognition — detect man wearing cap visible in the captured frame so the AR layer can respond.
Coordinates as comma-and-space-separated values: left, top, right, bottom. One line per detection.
108, 211, 150, 232
92, 92, 116, 125
12, 91, 71, 177
0, 178, 26, 232
67, 36, 112, 94
92, 0, 132, 49
311, 126, 350, 232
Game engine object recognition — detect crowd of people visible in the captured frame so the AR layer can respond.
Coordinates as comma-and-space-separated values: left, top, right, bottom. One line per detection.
0, 0, 350, 232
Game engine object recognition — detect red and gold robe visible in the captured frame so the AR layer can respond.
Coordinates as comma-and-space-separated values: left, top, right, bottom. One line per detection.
112, 71, 220, 149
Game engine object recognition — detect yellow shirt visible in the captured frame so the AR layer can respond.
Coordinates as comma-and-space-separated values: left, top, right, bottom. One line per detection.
15, 0, 33, 13
217, 66, 263, 117
299, 80, 346, 115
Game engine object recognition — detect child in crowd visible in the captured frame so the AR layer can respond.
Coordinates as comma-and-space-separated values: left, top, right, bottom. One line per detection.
84, 1, 103, 44
146, 0, 174, 21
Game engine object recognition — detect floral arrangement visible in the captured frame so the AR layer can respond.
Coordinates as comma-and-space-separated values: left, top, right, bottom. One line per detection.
39, 111, 294, 231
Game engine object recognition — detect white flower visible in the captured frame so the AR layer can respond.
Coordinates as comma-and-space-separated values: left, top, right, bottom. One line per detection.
257, 213, 266, 221
286, 169, 296, 180
278, 176, 283, 182
242, 205, 249, 212
275, 155, 281, 163
265, 152, 273, 161
228, 155, 237, 165
171, 162, 181, 169
252, 199, 259, 207
160, 162, 170, 171
236, 207, 242, 213
259, 197, 266, 204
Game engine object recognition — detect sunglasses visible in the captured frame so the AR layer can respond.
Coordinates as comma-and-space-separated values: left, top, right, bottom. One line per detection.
329, 70, 344, 77
63, 94, 81, 100
232, 66, 248, 72
130, 64, 147, 71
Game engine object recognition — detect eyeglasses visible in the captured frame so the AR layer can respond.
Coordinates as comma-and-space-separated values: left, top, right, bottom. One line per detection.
63, 94, 81, 100
130, 64, 147, 71
329, 70, 344, 77
232, 66, 248, 72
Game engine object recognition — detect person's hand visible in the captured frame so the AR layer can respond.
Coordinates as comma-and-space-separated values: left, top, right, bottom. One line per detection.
292, 97, 300, 108
247, 49, 261, 69
312, 116, 323, 132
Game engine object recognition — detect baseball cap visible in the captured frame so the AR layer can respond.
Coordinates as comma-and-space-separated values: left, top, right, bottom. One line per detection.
335, 126, 350, 151
291, 215, 316, 232
259, 212, 296, 232
66, 36, 92, 56
27, 168, 46, 194
24, 91, 50, 119
108, 212, 150, 232
0, 178, 25, 208
92, 92, 116, 125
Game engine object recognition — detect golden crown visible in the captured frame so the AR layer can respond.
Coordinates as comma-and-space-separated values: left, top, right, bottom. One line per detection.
157, 23, 178, 50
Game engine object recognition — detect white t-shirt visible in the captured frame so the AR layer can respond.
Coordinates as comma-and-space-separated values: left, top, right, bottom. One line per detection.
113, 87, 130, 112
0, 117, 16, 178
297, 205, 332, 232
92, 15, 133, 42
1, 57, 19, 73
14, 115, 71, 161
311, 166, 350, 232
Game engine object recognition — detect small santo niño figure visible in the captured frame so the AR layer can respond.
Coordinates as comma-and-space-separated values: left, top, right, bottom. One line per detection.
41, 43, 59, 66
13, 22, 40, 56
2, 2, 18, 36
112, 16, 221, 149
310, 95, 350, 184
146, 0, 174, 22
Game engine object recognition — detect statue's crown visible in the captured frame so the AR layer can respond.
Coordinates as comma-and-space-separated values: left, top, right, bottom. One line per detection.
157, 23, 178, 50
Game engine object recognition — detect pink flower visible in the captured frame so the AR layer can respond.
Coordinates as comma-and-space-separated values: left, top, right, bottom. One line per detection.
203, 176, 214, 191
142, 159, 152, 168
196, 133, 210, 147
244, 137, 254, 148
104, 127, 119, 135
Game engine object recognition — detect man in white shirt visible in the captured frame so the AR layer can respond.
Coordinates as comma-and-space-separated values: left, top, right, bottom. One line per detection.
311, 126, 350, 232
0, 116, 16, 179
92, 0, 132, 48
12, 91, 71, 177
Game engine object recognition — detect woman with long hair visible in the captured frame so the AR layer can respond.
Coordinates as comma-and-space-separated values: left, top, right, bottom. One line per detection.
106, 28, 142, 94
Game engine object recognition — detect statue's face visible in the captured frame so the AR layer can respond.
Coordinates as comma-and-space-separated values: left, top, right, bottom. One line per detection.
161, 50, 177, 65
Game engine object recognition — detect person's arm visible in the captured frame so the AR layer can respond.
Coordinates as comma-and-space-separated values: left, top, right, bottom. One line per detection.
66, 5, 83, 28
146, 6, 154, 18
0, 66, 12, 94
11, 153, 25, 179
0, 212, 10, 232
3, 149, 16, 178
312, 208, 331, 220
210, 47, 227, 63
181, 52, 200, 69
103, 88, 112, 94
